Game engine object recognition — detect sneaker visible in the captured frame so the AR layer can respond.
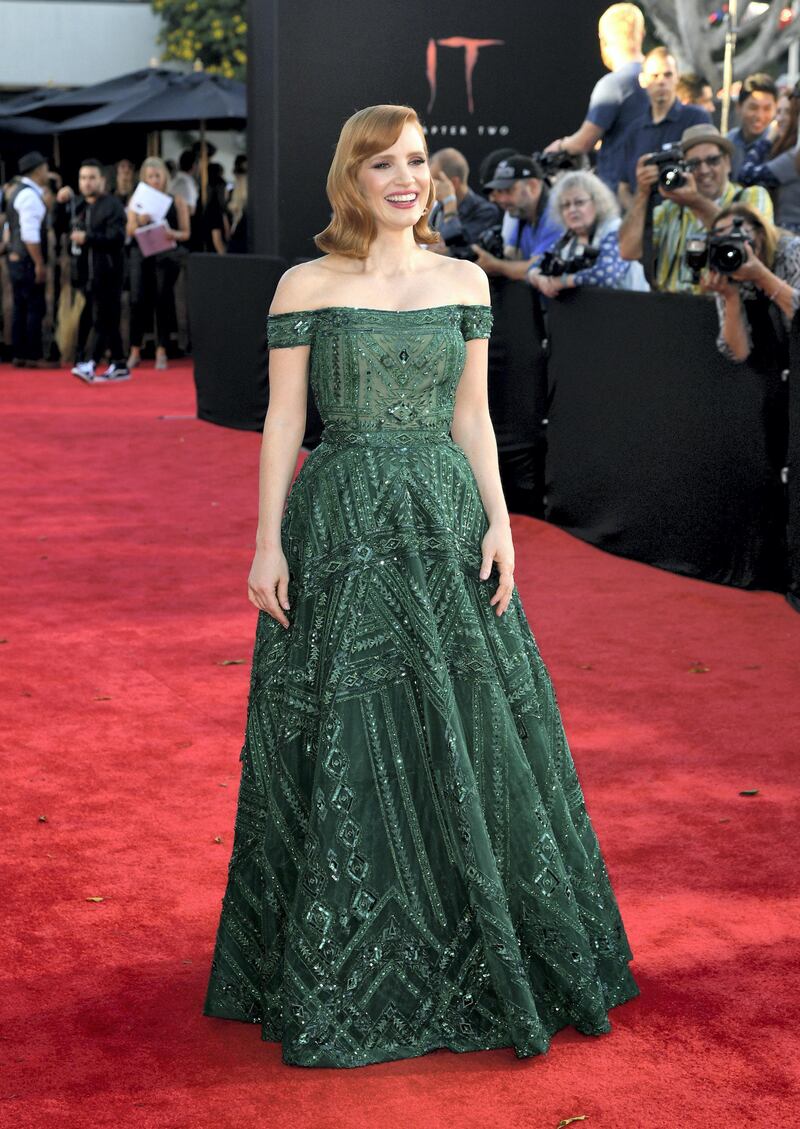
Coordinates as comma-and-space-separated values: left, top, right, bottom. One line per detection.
100, 363, 131, 382
71, 360, 96, 383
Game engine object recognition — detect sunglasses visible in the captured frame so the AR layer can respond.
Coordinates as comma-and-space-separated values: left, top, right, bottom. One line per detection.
685, 154, 724, 172
559, 197, 592, 210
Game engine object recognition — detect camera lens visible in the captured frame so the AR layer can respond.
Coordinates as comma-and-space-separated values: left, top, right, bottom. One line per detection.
661, 168, 686, 191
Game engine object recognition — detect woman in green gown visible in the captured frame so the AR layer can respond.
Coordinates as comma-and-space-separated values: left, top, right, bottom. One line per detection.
203, 104, 640, 1068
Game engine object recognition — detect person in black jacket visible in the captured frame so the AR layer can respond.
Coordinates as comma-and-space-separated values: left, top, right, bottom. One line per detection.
55, 159, 128, 382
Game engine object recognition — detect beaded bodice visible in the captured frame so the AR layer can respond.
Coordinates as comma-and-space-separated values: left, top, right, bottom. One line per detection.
266, 304, 493, 444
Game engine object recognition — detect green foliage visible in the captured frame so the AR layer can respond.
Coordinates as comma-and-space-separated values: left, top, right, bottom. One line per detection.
152, 0, 247, 79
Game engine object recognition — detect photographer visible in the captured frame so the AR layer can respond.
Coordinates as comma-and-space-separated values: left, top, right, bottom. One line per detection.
700, 202, 800, 364
528, 170, 649, 297
543, 2, 648, 192
617, 46, 711, 210
55, 159, 127, 382
428, 147, 501, 255
470, 155, 563, 280
619, 123, 774, 292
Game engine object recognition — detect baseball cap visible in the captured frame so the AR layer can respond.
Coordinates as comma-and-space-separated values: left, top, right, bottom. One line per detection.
483, 155, 544, 190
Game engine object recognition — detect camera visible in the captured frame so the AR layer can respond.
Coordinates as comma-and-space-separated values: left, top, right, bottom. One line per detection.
539, 243, 600, 277
684, 216, 755, 276
645, 147, 689, 191
531, 148, 581, 181
447, 223, 505, 262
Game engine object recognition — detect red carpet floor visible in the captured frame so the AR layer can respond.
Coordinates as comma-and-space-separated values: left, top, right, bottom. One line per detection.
2, 360, 799, 1128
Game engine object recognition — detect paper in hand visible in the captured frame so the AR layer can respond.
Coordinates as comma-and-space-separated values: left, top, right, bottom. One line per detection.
129, 181, 172, 223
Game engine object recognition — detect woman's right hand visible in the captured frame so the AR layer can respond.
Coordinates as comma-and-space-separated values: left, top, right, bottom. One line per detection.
248, 546, 291, 629
701, 269, 737, 297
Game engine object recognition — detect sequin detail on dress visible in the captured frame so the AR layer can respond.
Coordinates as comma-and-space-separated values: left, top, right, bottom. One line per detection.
203, 303, 639, 1068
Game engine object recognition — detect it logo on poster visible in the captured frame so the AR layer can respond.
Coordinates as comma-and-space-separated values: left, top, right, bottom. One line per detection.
425, 36, 509, 138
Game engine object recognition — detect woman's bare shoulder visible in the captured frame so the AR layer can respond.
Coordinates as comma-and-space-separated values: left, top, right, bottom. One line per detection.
268, 257, 340, 315
426, 254, 491, 306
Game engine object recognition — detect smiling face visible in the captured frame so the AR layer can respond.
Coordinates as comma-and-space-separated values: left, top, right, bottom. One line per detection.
683, 142, 731, 200
739, 90, 777, 142
356, 120, 431, 232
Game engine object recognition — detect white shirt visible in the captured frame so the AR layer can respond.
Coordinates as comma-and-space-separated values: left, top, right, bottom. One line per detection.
13, 176, 47, 244
170, 171, 198, 211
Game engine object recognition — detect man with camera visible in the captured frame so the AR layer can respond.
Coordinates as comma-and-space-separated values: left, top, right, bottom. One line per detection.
427, 148, 502, 257
543, 3, 648, 192
55, 159, 128, 382
617, 46, 711, 210
470, 156, 563, 280
619, 123, 773, 293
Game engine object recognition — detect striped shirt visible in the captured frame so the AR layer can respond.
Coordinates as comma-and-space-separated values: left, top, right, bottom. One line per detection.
652, 182, 774, 294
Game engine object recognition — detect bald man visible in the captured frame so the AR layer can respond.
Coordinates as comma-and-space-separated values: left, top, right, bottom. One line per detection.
428, 147, 501, 255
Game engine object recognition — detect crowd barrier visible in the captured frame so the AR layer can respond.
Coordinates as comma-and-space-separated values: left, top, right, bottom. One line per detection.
187, 257, 798, 603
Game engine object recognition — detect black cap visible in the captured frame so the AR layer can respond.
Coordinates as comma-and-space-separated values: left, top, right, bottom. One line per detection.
18, 150, 49, 175
483, 155, 543, 190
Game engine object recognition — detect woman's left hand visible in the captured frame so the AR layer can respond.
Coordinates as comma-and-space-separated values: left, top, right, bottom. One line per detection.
480, 522, 515, 616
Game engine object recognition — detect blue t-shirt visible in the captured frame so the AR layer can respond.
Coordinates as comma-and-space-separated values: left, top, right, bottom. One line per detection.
518, 209, 564, 262
620, 100, 712, 190
586, 60, 649, 191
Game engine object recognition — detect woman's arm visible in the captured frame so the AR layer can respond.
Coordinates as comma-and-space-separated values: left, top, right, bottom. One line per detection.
570, 229, 628, 288
711, 286, 752, 362
169, 194, 191, 243
449, 263, 514, 615
247, 269, 312, 626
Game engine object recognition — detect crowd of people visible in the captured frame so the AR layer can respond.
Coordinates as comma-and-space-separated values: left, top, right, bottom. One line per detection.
426, 2, 800, 379
2, 1, 799, 384
0, 141, 248, 381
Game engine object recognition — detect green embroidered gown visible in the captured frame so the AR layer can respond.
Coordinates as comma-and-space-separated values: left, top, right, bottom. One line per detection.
203, 303, 640, 1068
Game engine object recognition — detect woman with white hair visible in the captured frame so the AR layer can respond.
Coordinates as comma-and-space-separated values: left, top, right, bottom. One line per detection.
528, 170, 649, 297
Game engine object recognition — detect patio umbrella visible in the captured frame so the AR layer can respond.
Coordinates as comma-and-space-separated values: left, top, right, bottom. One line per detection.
0, 68, 175, 122
55, 73, 246, 201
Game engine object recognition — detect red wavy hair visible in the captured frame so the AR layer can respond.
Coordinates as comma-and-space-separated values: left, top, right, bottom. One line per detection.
314, 104, 439, 259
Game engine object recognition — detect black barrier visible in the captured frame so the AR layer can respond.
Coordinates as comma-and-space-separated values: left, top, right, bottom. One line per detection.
487, 278, 548, 517
187, 254, 323, 445
787, 324, 800, 609
188, 259, 796, 600
545, 287, 788, 592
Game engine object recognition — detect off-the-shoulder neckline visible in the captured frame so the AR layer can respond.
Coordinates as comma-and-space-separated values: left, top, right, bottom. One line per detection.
268, 303, 492, 316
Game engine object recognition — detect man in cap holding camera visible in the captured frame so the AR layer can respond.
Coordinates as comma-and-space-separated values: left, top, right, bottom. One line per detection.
619, 123, 773, 293
6, 150, 50, 368
470, 155, 563, 281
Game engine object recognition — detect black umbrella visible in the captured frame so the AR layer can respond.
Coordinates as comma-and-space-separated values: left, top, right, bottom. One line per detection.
55, 72, 245, 131
55, 72, 246, 201
0, 68, 175, 122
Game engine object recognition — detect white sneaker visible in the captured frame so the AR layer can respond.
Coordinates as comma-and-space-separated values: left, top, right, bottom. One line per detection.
71, 360, 96, 383
100, 363, 131, 382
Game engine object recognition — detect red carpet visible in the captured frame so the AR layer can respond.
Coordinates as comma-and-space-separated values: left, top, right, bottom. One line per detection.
3, 360, 798, 1128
